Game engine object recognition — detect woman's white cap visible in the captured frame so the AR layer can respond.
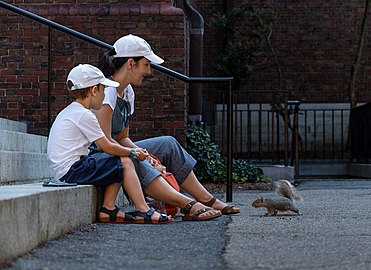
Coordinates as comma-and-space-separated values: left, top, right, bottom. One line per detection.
112, 34, 164, 64
67, 64, 119, 91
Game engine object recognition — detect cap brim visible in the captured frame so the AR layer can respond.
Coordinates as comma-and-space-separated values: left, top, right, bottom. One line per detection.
101, 78, 120, 88
144, 52, 164, 64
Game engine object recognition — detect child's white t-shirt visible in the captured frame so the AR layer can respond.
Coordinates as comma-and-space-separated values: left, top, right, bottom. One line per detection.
47, 102, 105, 179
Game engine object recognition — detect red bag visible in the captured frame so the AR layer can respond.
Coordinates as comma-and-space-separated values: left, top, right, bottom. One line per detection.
149, 154, 180, 217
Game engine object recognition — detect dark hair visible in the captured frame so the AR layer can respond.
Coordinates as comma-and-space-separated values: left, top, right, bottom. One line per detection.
98, 47, 144, 77
67, 83, 101, 100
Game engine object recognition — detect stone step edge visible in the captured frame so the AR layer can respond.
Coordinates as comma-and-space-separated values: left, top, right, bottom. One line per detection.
0, 118, 27, 133
0, 183, 97, 266
0, 129, 47, 153
0, 152, 52, 184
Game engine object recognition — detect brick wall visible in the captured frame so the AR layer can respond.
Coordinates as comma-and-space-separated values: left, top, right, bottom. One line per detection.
3, 0, 371, 140
0, 1, 188, 143
194, 0, 371, 104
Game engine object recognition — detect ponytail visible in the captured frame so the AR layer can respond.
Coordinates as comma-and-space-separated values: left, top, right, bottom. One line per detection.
98, 48, 116, 77
98, 47, 145, 77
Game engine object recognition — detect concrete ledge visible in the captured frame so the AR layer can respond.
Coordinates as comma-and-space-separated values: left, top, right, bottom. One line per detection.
259, 165, 294, 181
0, 183, 96, 265
348, 163, 371, 178
0, 152, 52, 184
299, 160, 349, 177
0, 118, 27, 133
0, 130, 47, 152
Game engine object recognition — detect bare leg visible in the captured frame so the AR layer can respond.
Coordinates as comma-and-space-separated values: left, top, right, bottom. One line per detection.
145, 175, 221, 219
121, 157, 164, 221
99, 182, 126, 219
180, 171, 240, 212
99, 157, 166, 222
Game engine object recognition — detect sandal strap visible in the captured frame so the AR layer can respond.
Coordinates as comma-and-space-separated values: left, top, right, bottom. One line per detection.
157, 213, 169, 223
134, 207, 169, 223
192, 208, 208, 217
181, 201, 197, 215
100, 206, 119, 222
221, 205, 240, 214
221, 205, 233, 213
146, 207, 155, 217
202, 196, 217, 207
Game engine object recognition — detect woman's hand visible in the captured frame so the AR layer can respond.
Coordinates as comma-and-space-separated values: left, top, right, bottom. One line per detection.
146, 154, 158, 166
134, 147, 149, 161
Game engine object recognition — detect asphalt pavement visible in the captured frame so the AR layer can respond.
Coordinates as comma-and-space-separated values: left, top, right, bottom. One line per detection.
3, 180, 371, 270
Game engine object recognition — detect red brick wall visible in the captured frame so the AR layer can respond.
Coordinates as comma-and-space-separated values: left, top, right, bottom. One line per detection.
0, 1, 188, 143
194, 0, 371, 104
4, 0, 371, 139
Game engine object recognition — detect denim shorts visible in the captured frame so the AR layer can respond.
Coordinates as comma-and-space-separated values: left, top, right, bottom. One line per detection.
60, 151, 123, 186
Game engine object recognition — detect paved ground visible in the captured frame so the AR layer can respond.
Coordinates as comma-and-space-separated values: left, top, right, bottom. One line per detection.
3, 180, 371, 270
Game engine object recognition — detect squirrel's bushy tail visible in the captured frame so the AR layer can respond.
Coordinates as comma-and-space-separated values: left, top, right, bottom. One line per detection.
274, 180, 303, 202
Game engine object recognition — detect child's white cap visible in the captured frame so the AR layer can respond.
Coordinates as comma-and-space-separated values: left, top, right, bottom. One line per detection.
112, 34, 164, 64
67, 64, 119, 91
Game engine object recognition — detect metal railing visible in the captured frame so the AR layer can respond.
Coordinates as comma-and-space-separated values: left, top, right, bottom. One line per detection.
205, 88, 350, 177
0, 1, 235, 200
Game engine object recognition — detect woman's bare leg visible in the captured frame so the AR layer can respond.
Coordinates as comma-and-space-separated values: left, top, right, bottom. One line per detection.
180, 171, 239, 211
144, 176, 220, 219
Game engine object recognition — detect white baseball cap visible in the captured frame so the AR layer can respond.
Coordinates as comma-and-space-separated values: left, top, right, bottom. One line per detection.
112, 34, 164, 64
67, 64, 119, 91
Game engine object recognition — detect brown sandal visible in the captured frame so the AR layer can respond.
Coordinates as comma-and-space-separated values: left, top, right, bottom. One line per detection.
202, 197, 240, 215
181, 201, 221, 221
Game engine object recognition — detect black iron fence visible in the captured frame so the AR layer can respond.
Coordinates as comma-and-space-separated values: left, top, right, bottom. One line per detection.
204, 89, 351, 171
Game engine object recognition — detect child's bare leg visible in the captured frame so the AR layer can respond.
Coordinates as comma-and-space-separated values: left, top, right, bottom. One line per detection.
99, 182, 126, 219
121, 157, 165, 221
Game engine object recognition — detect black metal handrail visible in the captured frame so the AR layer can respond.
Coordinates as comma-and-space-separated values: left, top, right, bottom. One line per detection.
0, 1, 232, 83
0, 1, 235, 201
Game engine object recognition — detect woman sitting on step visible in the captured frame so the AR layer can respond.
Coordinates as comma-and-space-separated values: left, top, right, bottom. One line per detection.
94, 34, 240, 221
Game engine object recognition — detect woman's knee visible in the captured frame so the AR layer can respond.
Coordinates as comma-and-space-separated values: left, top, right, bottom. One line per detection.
161, 136, 180, 149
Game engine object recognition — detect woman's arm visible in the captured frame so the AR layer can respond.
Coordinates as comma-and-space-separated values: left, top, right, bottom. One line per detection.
94, 104, 116, 143
116, 127, 154, 164
116, 127, 137, 148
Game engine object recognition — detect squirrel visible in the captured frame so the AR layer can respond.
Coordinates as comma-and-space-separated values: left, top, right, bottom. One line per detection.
252, 180, 303, 216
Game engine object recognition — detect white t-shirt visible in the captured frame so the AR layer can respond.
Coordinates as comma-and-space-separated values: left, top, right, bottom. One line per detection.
103, 84, 135, 114
47, 102, 105, 179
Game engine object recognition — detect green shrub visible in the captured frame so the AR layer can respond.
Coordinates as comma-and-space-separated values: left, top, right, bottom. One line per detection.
186, 125, 264, 183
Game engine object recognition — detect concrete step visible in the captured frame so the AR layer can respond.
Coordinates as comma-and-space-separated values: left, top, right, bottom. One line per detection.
0, 182, 130, 266
0, 151, 52, 184
0, 117, 27, 133
0, 129, 47, 153
0, 183, 96, 265
0, 118, 51, 184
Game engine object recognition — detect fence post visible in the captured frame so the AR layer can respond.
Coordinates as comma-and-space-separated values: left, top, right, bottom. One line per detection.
288, 100, 301, 181
226, 81, 233, 202
48, 26, 52, 132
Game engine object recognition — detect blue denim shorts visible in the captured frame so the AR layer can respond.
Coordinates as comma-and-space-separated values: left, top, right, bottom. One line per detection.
60, 151, 123, 186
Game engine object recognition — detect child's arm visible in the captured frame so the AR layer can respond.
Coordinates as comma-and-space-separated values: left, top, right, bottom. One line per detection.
95, 136, 148, 161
